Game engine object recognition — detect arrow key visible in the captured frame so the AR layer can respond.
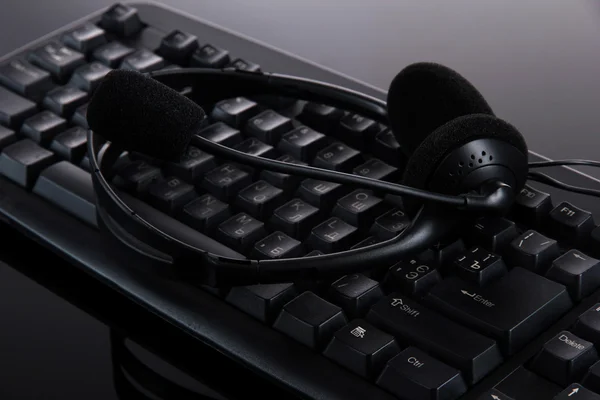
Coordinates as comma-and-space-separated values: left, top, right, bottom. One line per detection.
554, 384, 600, 399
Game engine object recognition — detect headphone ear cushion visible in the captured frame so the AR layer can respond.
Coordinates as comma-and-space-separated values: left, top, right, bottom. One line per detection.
401, 114, 527, 212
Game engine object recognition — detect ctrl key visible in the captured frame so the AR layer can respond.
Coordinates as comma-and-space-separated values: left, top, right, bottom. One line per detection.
376, 347, 467, 400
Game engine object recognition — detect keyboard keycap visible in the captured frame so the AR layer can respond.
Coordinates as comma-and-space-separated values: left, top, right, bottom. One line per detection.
273, 291, 347, 350
147, 177, 196, 215
573, 304, 600, 345
0, 139, 56, 188
530, 331, 598, 386
211, 97, 259, 128
324, 319, 399, 379
336, 113, 379, 149
353, 158, 399, 182
93, 41, 135, 68
245, 110, 293, 145
190, 44, 230, 68
202, 163, 252, 201
0, 59, 53, 101
62, 23, 108, 54
546, 250, 600, 301
307, 217, 359, 253
215, 212, 266, 253
372, 128, 406, 168
32, 161, 96, 227
0, 86, 37, 129
277, 126, 326, 162
180, 193, 231, 233
28, 42, 85, 82
226, 283, 297, 324
42, 86, 88, 118
158, 30, 199, 64
370, 208, 410, 240
235, 180, 285, 220
314, 142, 362, 172
260, 154, 306, 191
21, 111, 66, 146
270, 198, 320, 239
385, 258, 441, 297
583, 361, 600, 394
493, 367, 561, 400
100, 3, 143, 37
50, 126, 87, 163
298, 102, 344, 133
467, 217, 518, 253
252, 231, 303, 259
165, 146, 217, 183
297, 179, 346, 209
227, 58, 260, 72
198, 122, 243, 147
547, 202, 595, 245
0, 126, 17, 149
454, 247, 507, 286
424, 267, 573, 355
513, 185, 553, 227
423, 238, 466, 270
554, 384, 600, 400
233, 138, 277, 160
376, 347, 467, 400
71, 103, 88, 128
114, 160, 161, 194
504, 230, 560, 273
69, 62, 111, 93
367, 294, 502, 384
328, 274, 384, 319
333, 189, 387, 230
120, 49, 165, 73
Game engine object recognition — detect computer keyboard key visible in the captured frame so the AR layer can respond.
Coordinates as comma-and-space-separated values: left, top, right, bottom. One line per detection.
529, 331, 598, 386
546, 250, 600, 301
245, 110, 293, 145
198, 122, 243, 147
554, 384, 600, 400
62, 23, 108, 54
513, 185, 553, 227
297, 179, 347, 209
333, 189, 387, 230
71, 103, 88, 128
314, 142, 362, 172
79, 155, 91, 172
215, 212, 266, 254
328, 274, 384, 318
21, 111, 67, 146
424, 267, 573, 355
370, 208, 410, 240
50, 127, 87, 163
307, 217, 359, 253
32, 161, 96, 227
277, 126, 326, 162
270, 198, 320, 239
367, 294, 502, 384
260, 154, 306, 191
69, 62, 111, 93
583, 361, 600, 394
573, 304, 600, 345
467, 217, 518, 253
0, 139, 56, 188
504, 230, 560, 273
385, 259, 442, 297
147, 177, 196, 215
547, 202, 595, 245
100, 3, 143, 37
372, 128, 407, 168
493, 367, 562, 400
202, 163, 252, 201
211, 97, 259, 128
454, 247, 507, 286
42, 86, 88, 118
273, 291, 347, 350
190, 44, 230, 68
353, 158, 399, 182
120, 49, 165, 73
227, 58, 260, 72
324, 319, 400, 379
180, 193, 231, 233
114, 160, 161, 194
226, 283, 297, 324
236, 180, 285, 220
298, 102, 344, 133
233, 138, 278, 168
0, 126, 17, 149
158, 30, 198, 64
376, 347, 467, 400
165, 146, 217, 183
336, 113, 379, 149
0, 59, 53, 100
28, 42, 85, 82
92, 41, 135, 68
422, 238, 466, 270
252, 231, 303, 259
351, 236, 381, 250
0, 86, 37, 129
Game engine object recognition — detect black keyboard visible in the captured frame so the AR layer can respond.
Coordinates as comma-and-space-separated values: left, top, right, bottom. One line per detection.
3, 3, 600, 399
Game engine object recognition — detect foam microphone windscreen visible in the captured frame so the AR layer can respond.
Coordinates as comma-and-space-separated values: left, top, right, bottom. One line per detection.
386, 62, 494, 156
87, 69, 205, 161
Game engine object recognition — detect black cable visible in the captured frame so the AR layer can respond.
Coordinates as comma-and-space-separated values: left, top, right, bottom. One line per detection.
529, 159, 600, 169
527, 171, 600, 198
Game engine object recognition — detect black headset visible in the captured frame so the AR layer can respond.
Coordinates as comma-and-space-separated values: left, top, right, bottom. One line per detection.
85, 63, 588, 287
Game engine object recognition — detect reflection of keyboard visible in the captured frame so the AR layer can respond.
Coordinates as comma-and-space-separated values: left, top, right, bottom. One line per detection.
3, 3, 600, 399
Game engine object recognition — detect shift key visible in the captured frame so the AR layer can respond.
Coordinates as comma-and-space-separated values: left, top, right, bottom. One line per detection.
424, 267, 572, 356
366, 294, 502, 384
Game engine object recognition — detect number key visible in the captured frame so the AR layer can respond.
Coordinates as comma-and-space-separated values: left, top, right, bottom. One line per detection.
314, 142, 362, 171
158, 30, 199, 64
278, 126, 326, 162
353, 158, 399, 182
211, 97, 259, 128
335, 113, 379, 149
0, 59, 53, 101
198, 122, 242, 147
120, 49, 165, 73
245, 110, 293, 145
28, 41, 85, 82
62, 23, 108, 54
190, 44, 230, 68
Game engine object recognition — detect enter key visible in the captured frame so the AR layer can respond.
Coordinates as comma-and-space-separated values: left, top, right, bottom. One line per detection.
424, 267, 573, 356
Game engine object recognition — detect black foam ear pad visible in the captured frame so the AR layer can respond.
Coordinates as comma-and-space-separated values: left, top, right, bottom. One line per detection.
402, 114, 528, 192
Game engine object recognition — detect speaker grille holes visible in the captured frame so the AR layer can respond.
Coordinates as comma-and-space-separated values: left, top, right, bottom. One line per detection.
471, 155, 475, 160
489, 155, 493, 161
468, 162, 473, 168
478, 158, 483, 163
458, 161, 464, 167
482, 151, 486, 156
